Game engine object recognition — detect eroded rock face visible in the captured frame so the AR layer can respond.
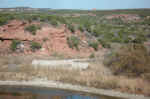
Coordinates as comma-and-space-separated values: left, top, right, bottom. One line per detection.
0, 20, 34, 41
0, 40, 12, 55
0, 20, 95, 57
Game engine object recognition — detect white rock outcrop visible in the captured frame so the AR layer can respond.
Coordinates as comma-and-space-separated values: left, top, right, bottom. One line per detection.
32, 59, 89, 70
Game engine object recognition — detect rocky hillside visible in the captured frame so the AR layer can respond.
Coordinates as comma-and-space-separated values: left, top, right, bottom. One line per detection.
0, 9, 150, 57
0, 20, 96, 57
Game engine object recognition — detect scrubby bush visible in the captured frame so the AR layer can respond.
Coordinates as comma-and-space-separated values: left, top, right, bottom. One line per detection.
10, 40, 21, 51
0, 17, 7, 26
93, 27, 101, 37
55, 16, 67, 24
43, 37, 49, 42
25, 25, 41, 35
50, 20, 58, 26
98, 39, 111, 48
131, 35, 147, 44
88, 41, 99, 51
39, 15, 48, 22
104, 43, 150, 78
46, 15, 66, 26
123, 37, 132, 43
68, 24, 75, 33
78, 25, 84, 32
84, 22, 92, 32
67, 36, 80, 50
31, 42, 41, 51
89, 53, 95, 58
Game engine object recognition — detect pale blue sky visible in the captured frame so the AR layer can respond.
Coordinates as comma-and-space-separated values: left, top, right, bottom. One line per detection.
0, 0, 150, 10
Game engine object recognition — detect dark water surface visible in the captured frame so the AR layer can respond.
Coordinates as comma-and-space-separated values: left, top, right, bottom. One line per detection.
0, 86, 121, 99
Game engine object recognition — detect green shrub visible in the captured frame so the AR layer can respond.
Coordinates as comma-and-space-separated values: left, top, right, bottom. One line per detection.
31, 42, 42, 51
0, 17, 7, 26
111, 37, 123, 43
88, 41, 99, 51
131, 35, 147, 44
98, 39, 111, 48
27, 18, 33, 23
25, 25, 41, 35
84, 22, 91, 32
58, 17, 67, 24
43, 37, 49, 42
104, 43, 150, 77
93, 28, 101, 37
39, 15, 48, 22
78, 25, 84, 32
10, 40, 21, 51
67, 36, 80, 50
123, 37, 132, 43
89, 53, 95, 58
68, 24, 75, 33
50, 20, 58, 26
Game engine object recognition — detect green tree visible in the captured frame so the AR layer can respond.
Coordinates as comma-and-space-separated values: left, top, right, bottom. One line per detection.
31, 42, 42, 51
67, 36, 80, 50
10, 40, 21, 51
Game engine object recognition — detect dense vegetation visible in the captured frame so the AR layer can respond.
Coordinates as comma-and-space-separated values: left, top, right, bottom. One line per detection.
104, 43, 150, 80
88, 41, 99, 51
0, 9, 150, 47
25, 25, 41, 35
67, 36, 80, 50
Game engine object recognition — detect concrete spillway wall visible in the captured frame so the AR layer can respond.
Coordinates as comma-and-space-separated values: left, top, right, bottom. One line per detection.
32, 59, 89, 70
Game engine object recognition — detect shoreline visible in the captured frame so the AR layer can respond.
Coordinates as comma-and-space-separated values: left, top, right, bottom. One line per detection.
0, 80, 149, 99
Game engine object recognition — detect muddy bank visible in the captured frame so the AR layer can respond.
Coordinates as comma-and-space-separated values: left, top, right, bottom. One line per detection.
0, 80, 149, 99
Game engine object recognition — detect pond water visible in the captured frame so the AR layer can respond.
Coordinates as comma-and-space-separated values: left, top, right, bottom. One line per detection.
0, 86, 121, 99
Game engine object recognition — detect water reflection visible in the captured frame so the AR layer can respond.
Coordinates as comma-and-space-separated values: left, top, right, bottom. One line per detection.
0, 86, 121, 99
66, 95, 98, 99
0, 92, 99, 99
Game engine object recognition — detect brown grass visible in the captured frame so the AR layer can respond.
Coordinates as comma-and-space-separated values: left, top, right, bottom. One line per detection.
104, 44, 150, 78
0, 55, 150, 96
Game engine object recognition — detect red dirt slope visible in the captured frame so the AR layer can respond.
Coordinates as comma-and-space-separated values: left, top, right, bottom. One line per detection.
0, 20, 96, 57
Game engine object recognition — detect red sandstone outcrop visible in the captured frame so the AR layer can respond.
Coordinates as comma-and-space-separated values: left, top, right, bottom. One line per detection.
0, 20, 96, 57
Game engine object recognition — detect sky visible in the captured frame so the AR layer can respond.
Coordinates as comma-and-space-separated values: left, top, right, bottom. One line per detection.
0, 0, 150, 10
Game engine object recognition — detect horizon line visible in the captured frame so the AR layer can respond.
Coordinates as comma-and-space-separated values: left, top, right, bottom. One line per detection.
0, 7, 150, 11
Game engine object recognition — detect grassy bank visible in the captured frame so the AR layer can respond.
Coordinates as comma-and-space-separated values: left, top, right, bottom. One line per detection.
0, 53, 149, 96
